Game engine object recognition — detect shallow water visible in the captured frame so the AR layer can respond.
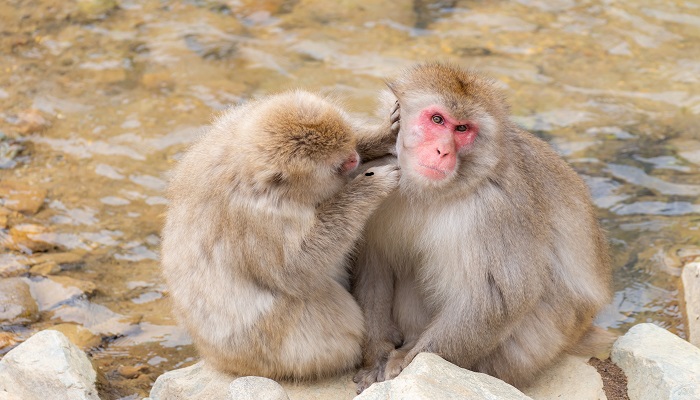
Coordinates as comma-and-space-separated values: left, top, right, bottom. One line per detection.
1, 0, 699, 397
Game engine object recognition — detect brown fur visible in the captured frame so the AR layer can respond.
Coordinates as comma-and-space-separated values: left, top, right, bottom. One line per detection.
161, 90, 400, 380
353, 63, 613, 391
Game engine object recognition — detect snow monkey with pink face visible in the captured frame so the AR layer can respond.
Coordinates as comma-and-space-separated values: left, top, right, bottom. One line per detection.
162, 90, 400, 380
353, 63, 613, 392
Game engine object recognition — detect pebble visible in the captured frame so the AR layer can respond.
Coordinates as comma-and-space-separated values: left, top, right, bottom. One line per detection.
2, 224, 55, 253
49, 276, 97, 296
16, 109, 50, 135
27, 251, 84, 269
48, 324, 102, 350
0, 181, 47, 215
118, 365, 149, 379
0, 278, 39, 324
0, 254, 30, 278
29, 261, 61, 276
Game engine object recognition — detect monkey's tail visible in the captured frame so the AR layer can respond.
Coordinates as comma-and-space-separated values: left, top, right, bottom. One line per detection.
567, 326, 617, 358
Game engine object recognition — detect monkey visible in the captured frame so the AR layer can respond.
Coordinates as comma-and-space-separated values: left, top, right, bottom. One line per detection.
161, 90, 401, 380
352, 63, 613, 392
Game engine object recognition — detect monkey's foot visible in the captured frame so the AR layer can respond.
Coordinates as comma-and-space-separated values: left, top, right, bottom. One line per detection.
353, 364, 384, 394
383, 348, 410, 380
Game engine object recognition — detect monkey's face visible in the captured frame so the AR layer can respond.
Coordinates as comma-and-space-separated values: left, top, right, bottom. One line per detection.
396, 98, 478, 185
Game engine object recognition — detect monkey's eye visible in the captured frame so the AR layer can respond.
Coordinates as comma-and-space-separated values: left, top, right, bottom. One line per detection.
431, 115, 444, 124
455, 125, 468, 132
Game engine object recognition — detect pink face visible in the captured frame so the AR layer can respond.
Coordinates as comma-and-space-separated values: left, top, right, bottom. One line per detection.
404, 105, 478, 181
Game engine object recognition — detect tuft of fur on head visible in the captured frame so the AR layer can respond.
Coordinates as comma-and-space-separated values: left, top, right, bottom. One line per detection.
210, 90, 357, 205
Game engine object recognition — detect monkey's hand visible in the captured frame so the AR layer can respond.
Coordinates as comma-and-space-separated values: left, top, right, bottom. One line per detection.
353, 322, 403, 393
389, 100, 400, 138
354, 165, 400, 199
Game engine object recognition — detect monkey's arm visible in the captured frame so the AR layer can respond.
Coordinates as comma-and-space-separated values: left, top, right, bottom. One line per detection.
354, 100, 400, 162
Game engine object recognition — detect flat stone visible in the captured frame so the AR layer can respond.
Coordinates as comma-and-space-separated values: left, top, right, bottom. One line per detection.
49, 276, 97, 296
0, 330, 99, 399
151, 361, 358, 400
48, 323, 102, 350
0, 182, 47, 215
118, 365, 149, 379
523, 355, 606, 400
611, 323, 700, 400
26, 252, 84, 268
0, 278, 39, 324
29, 261, 61, 276
0, 254, 30, 278
2, 224, 55, 253
682, 261, 700, 347
16, 109, 50, 135
356, 353, 532, 400
228, 376, 289, 400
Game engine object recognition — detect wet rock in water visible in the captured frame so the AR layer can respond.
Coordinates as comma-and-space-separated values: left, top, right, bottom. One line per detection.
49, 276, 97, 296
0, 330, 99, 399
75, 0, 118, 21
0, 206, 11, 228
29, 261, 61, 276
0, 254, 30, 278
118, 364, 149, 379
356, 353, 532, 400
0, 139, 24, 170
27, 251, 85, 270
0, 181, 47, 215
683, 261, 700, 347
285, 0, 416, 28
0, 278, 39, 324
522, 355, 607, 400
0, 332, 17, 351
228, 376, 289, 400
48, 323, 102, 351
150, 361, 356, 400
2, 224, 55, 253
611, 323, 700, 400
15, 109, 50, 135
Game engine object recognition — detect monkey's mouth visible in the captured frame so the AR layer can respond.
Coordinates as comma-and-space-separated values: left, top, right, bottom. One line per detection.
417, 163, 449, 179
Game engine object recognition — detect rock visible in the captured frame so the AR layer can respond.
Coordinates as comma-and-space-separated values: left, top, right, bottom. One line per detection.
0, 181, 47, 215
29, 261, 61, 276
0, 330, 99, 399
0, 332, 17, 351
0, 254, 30, 278
49, 276, 97, 296
48, 324, 102, 350
683, 261, 700, 347
16, 109, 50, 135
522, 355, 606, 400
27, 251, 84, 269
228, 376, 289, 400
150, 361, 356, 400
285, 0, 416, 28
0, 278, 39, 324
356, 353, 532, 400
2, 224, 54, 253
611, 323, 700, 400
118, 365, 149, 379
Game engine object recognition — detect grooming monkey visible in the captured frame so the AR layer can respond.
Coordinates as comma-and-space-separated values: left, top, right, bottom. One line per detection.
162, 90, 400, 380
353, 63, 613, 392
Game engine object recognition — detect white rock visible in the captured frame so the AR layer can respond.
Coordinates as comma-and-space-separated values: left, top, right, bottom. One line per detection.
228, 376, 289, 400
355, 353, 532, 400
151, 361, 359, 400
611, 323, 700, 400
523, 355, 606, 400
0, 330, 99, 400
682, 261, 700, 347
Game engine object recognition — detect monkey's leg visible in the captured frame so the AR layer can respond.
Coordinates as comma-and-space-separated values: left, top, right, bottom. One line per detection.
352, 249, 402, 393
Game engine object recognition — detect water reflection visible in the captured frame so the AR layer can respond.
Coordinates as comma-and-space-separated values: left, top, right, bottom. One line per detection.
1, 0, 699, 397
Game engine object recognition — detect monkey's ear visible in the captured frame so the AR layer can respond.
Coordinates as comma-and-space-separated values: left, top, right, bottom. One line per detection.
385, 80, 401, 98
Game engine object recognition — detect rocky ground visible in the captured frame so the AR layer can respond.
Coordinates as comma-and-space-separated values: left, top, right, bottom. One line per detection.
1, 322, 699, 400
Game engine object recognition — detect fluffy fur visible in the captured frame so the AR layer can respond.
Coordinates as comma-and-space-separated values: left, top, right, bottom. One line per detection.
353, 63, 613, 391
162, 90, 399, 380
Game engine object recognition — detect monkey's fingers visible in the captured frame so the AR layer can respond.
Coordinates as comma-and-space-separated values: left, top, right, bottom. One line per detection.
390, 101, 401, 135
353, 367, 381, 394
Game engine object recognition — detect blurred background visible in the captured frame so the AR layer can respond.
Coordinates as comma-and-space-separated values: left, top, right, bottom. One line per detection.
1, 0, 699, 398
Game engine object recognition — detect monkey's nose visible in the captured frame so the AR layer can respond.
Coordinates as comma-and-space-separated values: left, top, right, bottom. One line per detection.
436, 148, 450, 158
